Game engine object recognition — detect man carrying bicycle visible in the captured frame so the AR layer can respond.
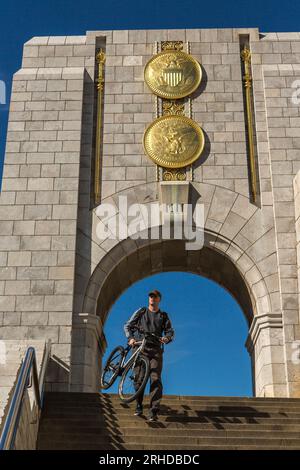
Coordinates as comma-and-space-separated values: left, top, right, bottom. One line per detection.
124, 289, 175, 422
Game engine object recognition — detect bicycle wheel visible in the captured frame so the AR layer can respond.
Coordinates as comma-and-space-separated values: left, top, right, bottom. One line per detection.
118, 355, 150, 403
100, 346, 125, 390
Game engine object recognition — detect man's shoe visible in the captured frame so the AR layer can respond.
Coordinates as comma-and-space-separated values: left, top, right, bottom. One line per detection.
147, 412, 159, 422
134, 405, 143, 416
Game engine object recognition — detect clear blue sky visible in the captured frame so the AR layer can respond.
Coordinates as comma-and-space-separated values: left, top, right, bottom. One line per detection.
0, 0, 298, 395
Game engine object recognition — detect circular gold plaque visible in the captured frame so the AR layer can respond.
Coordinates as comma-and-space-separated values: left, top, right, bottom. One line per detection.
144, 51, 202, 99
143, 115, 205, 169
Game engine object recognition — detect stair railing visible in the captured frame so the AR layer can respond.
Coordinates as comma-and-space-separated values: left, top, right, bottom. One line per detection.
0, 340, 51, 450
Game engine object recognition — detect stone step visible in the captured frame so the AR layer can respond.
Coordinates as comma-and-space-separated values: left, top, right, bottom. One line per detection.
45, 392, 300, 404
40, 409, 300, 419
37, 428, 300, 439
37, 434, 300, 447
103, 397, 300, 405
38, 420, 300, 431
125, 435, 300, 446
37, 392, 300, 450
37, 441, 300, 450
43, 392, 300, 401
42, 402, 300, 414
42, 396, 300, 409
39, 414, 300, 426
43, 396, 300, 406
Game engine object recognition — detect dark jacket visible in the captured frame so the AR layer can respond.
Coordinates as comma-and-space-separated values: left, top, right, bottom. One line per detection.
124, 306, 175, 349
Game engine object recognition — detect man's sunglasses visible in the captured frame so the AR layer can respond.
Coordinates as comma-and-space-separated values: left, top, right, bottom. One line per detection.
149, 294, 159, 298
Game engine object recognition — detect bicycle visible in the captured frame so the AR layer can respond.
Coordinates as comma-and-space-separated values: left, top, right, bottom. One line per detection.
100, 326, 162, 404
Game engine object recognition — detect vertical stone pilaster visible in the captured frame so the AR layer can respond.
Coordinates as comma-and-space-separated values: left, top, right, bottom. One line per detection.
70, 313, 106, 392
246, 313, 287, 397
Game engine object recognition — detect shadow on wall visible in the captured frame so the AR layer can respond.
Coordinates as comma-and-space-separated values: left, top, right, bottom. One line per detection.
69, 65, 96, 388
45, 356, 70, 392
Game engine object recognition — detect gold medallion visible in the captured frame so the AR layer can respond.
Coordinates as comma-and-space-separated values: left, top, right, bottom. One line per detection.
144, 50, 202, 99
143, 115, 205, 168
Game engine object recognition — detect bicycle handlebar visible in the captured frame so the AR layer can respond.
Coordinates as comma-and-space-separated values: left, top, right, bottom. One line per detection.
132, 326, 161, 340
131, 325, 161, 341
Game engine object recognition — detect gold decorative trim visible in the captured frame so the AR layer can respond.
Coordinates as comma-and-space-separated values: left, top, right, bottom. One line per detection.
241, 45, 257, 203
163, 169, 186, 181
156, 164, 160, 181
161, 96, 187, 179
94, 48, 106, 205
160, 41, 187, 181
154, 42, 160, 182
162, 99, 185, 116
151, 40, 202, 182
161, 41, 184, 51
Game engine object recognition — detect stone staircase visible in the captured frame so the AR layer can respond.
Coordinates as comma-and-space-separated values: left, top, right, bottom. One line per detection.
37, 392, 300, 450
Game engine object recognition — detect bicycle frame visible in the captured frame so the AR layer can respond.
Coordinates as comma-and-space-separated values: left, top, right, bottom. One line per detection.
120, 337, 147, 372
120, 332, 162, 373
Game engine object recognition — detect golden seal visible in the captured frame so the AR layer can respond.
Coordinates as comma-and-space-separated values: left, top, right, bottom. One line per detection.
144, 50, 202, 99
143, 115, 205, 168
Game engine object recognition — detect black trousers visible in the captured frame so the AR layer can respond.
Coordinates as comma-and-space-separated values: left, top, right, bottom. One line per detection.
133, 345, 163, 414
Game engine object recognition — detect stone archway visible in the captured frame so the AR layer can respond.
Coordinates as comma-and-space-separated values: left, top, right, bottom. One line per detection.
90, 238, 255, 325
69, 178, 295, 398
71, 230, 286, 398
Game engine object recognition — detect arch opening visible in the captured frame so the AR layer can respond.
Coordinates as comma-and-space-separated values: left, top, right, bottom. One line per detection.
102, 271, 253, 397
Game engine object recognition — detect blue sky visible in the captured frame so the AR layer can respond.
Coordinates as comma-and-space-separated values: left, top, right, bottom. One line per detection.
0, 0, 298, 395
